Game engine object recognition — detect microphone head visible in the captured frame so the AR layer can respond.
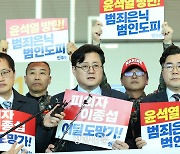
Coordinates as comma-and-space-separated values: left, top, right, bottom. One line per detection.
46, 104, 54, 110
89, 94, 92, 98
84, 100, 88, 105
83, 94, 92, 105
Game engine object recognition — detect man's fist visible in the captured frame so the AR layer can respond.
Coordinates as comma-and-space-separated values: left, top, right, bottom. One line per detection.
0, 40, 8, 53
92, 21, 103, 45
66, 42, 77, 60
161, 22, 173, 44
135, 137, 147, 149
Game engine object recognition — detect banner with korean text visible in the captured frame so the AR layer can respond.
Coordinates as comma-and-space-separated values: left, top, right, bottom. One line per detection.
140, 102, 180, 149
6, 18, 68, 62
0, 109, 36, 153
55, 89, 133, 149
99, 0, 164, 39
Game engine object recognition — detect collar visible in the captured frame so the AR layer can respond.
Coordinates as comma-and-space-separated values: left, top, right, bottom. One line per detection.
0, 92, 14, 108
26, 92, 41, 101
77, 85, 102, 95
166, 88, 180, 102
26, 91, 48, 101
126, 91, 146, 101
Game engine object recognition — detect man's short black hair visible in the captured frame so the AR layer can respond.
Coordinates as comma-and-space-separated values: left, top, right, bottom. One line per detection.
71, 44, 105, 66
25, 62, 51, 75
0, 53, 15, 72
160, 45, 180, 66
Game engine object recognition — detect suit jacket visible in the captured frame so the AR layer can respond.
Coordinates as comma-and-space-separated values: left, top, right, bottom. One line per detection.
0, 89, 45, 153
135, 90, 169, 139
51, 86, 128, 105
0, 89, 40, 121
0, 89, 54, 153
10, 88, 40, 115
50, 87, 130, 152
142, 90, 168, 102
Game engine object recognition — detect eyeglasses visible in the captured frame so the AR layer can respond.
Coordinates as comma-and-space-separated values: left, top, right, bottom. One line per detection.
0, 69, 12, 78
75, 64, 102, 72
163, 63, 180, 72
124, 71, 145, 77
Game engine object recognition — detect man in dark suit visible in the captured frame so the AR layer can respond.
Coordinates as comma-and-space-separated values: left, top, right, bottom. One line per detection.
0, 53, 65, 153
45, 44, 131, 152
0, 52, 39, 153
136, 45, 180, 148
143, 45, 180, 102
0, 54, 39, 115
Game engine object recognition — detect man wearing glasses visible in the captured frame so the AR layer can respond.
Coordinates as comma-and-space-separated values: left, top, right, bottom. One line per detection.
138, 45, 180, 103
0, 53, 65, 153
46, 44, 130, 152
120, 58, 149, 149
0, 53, 40, 115
137, 45, 180, 149
0, 52, 39, 153
143, 45, 180, 103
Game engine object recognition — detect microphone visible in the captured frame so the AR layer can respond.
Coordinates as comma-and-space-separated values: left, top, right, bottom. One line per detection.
0, 102, 56, 138
50, 99, 69, 117
51, 94, 92, 152
0, 98, 68, 139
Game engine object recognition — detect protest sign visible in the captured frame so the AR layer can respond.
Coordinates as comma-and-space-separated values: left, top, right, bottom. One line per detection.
100, 0, 164, 39
56, 89, 133, 149
141, 102, 180, 149
0, 109, 36, 153
6, 18, 68, 62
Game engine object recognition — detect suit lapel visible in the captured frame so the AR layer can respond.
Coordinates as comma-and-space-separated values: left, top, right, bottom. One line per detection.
12, 89, 25, 110
73, 86, 78, 91
12, 98, 22, 110
156, 91, 168, 102
101, 88, 111, 97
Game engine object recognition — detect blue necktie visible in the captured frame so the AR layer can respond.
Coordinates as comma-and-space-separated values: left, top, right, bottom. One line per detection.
2, 101, 12, 109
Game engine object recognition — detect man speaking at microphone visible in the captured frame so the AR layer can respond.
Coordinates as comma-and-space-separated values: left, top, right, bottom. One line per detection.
0, 53, 65, 153
46, 44, 131, 152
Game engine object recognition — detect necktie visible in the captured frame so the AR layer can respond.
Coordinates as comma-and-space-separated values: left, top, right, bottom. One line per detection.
172, 94, 180, 101
2, 101, 12, 109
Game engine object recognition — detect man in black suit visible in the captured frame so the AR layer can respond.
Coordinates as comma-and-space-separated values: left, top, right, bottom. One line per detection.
144, 45, 180, 102
0, 53, 39, 115
45, 44, 131, 152
136, 45, 180, 148
0, 53, 65, 153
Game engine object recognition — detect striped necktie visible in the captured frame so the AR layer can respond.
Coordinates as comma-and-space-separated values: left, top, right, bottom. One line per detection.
2, 101, 12, 109
172, 94, 180, 101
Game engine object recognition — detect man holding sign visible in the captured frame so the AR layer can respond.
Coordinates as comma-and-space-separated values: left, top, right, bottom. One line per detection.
137, 45, 180, 148
46, 44, 131, 152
